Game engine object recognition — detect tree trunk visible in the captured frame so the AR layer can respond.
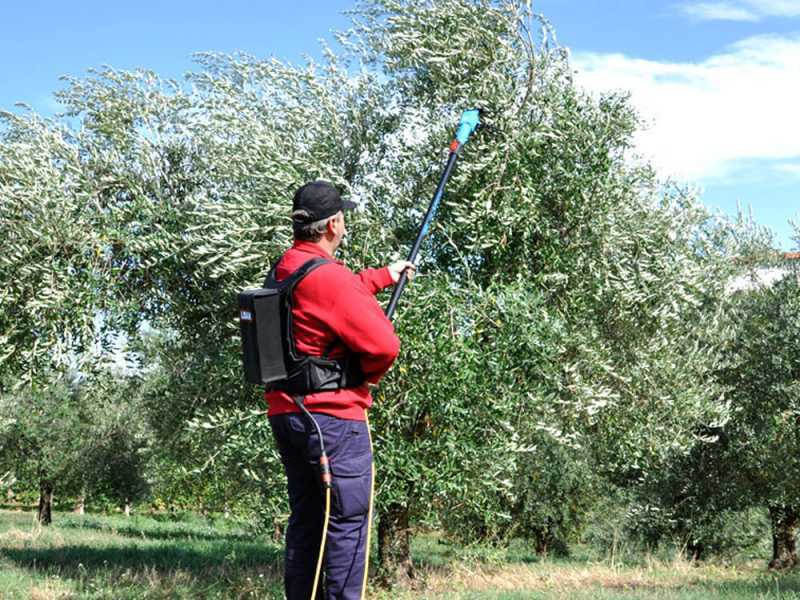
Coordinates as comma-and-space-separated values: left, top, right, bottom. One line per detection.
769, 506, 798, 570
686, 541, 705, 562
37, 480, 53, 525
378, 503, 414, 589
532, 519, 556, 556
74, 488, 86, 515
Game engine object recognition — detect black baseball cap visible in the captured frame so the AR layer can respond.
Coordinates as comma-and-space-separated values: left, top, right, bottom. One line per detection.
292, 180, 356, 223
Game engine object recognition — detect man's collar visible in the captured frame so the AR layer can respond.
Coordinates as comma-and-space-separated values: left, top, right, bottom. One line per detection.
292, 240, 337, 261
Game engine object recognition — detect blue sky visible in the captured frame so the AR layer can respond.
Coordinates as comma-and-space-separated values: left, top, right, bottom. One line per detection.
1, 0, 797, 249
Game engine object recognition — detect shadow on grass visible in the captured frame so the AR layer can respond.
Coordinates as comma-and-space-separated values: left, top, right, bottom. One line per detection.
56, 516, 258, 544
412, 535, 574, 571
2, 539, 283, 581
710, 570, 800, 595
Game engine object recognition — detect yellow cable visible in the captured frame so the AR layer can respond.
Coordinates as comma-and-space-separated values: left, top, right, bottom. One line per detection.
310, 411, 374, 600
311, 487, 331, 600
361, 409, 375, 600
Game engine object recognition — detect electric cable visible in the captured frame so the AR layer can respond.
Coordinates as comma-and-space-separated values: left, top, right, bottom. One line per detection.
360, 409, 376, 600
313, 488, 331, 599
294, 395, 332, 600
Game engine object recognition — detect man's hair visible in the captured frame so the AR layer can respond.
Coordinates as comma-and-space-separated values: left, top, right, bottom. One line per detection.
292, 210, 331, 242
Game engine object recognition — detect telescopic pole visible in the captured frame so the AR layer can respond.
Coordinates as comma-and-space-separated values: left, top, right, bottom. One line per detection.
385, 109, 481, 320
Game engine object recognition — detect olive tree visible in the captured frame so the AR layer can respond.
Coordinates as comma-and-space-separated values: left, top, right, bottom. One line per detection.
716, 259, 800, 568
0, 111, 113, 386
0, 367, 152, 523
347, 0, 753, 581
0, 107, 137, 520
45, 54, 405, 513
0, 377, 84, 523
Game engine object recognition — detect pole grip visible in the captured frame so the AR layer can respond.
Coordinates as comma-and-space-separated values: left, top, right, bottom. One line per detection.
385, 269, 409, 321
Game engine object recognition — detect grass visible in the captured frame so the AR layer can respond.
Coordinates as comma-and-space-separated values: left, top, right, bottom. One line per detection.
1, 509, 800, 598
0, 509, 283, 598
383, 536, 800, 600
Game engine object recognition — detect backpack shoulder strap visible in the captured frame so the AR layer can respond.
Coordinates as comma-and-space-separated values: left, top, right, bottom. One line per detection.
263, 257, 331, 289
273, 257, 332, 364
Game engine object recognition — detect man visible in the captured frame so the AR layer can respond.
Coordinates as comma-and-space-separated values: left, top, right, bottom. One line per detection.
266, 180, 413, 599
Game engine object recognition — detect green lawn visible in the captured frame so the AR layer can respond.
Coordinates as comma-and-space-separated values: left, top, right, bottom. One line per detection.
1, 509, 799, 599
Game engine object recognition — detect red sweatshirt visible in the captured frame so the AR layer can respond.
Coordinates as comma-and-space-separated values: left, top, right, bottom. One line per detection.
264, 241, 400, 421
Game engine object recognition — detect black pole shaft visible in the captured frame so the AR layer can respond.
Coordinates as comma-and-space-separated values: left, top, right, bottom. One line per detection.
385, 147, 462, 320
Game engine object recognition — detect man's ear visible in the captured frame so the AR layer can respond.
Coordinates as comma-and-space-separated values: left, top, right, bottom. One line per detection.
325, 216, 337, 236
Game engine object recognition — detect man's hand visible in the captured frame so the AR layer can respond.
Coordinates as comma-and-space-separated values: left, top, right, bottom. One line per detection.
387, 260, 416, 283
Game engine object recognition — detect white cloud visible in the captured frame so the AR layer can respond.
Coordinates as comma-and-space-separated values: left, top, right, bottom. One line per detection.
573, 34, 800, 182
682, 2, 759, 21
746, 0, 800, 16
680, 0, 800, 21
773, 162, 800, 176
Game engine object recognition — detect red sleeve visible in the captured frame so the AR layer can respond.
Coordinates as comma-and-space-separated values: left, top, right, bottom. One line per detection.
327, 268, 400, 383
357, 267, 395, 296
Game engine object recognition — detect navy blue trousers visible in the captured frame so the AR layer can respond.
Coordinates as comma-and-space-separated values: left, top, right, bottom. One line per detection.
270, 412, 373, 600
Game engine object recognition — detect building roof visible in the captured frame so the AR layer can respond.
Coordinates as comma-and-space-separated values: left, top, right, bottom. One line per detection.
727, 252, 798, 293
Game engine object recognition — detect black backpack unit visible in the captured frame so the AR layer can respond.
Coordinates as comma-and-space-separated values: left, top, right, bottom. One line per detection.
238, 257, 364, 394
